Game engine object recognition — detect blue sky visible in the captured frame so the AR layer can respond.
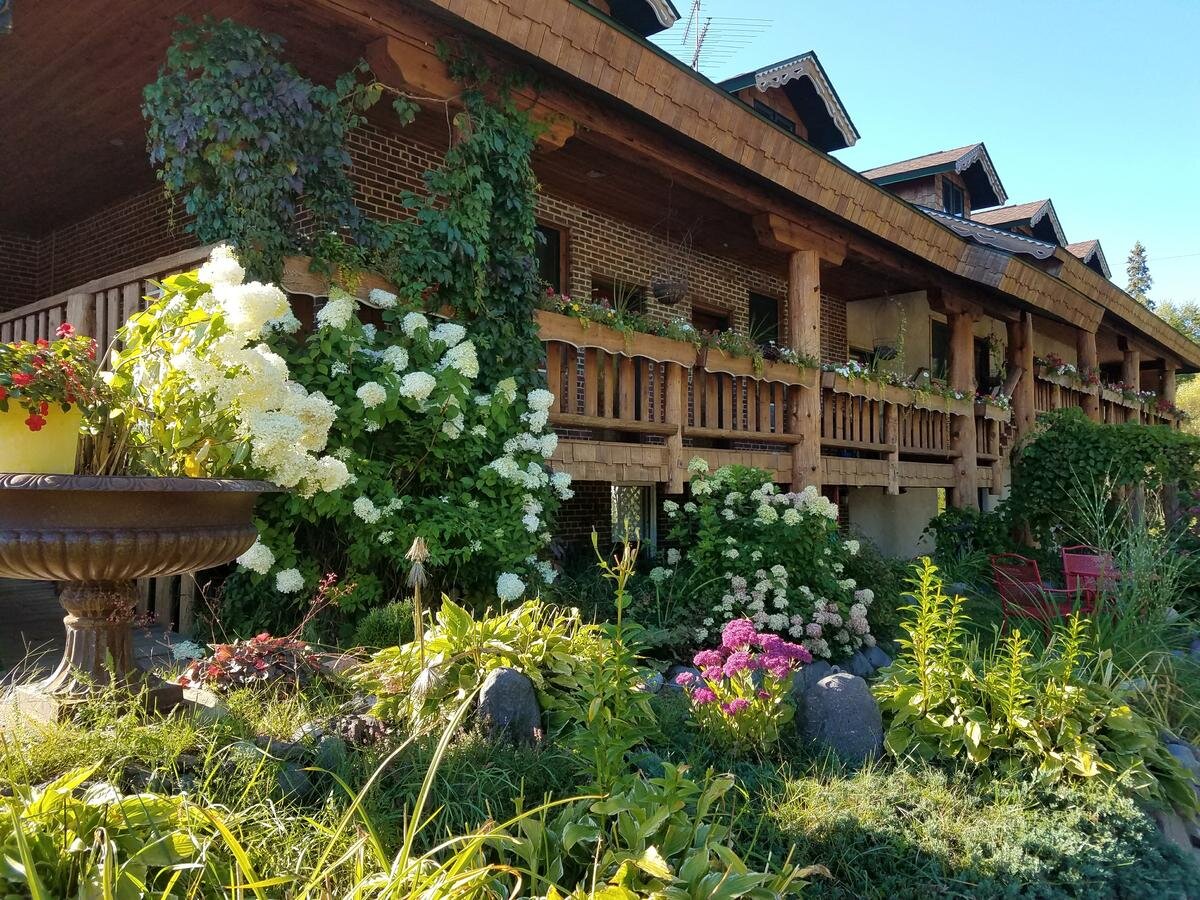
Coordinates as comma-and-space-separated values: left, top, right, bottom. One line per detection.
652, 0, 1200, 305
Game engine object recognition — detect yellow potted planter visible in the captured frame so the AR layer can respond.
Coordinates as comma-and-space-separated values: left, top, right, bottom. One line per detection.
0, 404, 82, 474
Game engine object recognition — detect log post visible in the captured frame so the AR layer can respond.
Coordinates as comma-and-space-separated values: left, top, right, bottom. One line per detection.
786, 249, 822, 491
882, 402, 900, 495
1006, 311, 1036, 441
1076, 329, 1101, 421
1161, 361, 1181, 522
1122, 344, 1141, 423
948, 306, 979, 510
664, 362, 685, 494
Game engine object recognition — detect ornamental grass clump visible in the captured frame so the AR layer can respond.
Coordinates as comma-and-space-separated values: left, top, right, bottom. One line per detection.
675, 618, 811, 752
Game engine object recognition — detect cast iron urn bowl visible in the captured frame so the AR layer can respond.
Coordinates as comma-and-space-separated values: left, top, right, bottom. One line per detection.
0, 474, 274, 719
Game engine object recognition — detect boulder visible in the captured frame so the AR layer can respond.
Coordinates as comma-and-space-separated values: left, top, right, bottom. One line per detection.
1166, 743, 1200, 779
181, 686, 229, 725
478, 667, 542, 746
846, 651, 874, 678
664, 665, 702, 690
800, 673, 884, 766
1190, 637, 1200, 657
635, 672, 665, 694
793, 660, 833, 696
314, 734, 348, 772
864, 646, 892, 670
1152, 810, 1194, 856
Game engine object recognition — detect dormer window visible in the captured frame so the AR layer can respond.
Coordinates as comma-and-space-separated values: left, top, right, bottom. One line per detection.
753, 99, 796, 134
943, 181, 965, 217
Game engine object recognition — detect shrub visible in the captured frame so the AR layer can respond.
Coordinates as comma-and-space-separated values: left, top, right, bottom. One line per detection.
350, 599, 416, 649
661, 461, 880, 661
875, 559, 1198, 814
177, 633, 324, 692
674, 619, 811, 753
840, 534, 909, 646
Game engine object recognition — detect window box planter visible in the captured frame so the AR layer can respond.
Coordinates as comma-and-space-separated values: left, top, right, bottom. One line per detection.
534, 309, 698, 366
821, 371, 972, 416
700, 347, 815, 385
974, 400, 1012, 422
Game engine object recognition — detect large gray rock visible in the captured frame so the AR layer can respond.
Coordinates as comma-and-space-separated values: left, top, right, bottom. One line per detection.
864, 646, 892, 671
794, 660, 833, 696
846, 651, 874, 678
478, 667, 542, 746
1166, 742, 1200, 779
664, 665, 702, 691
801, 673, 883, 766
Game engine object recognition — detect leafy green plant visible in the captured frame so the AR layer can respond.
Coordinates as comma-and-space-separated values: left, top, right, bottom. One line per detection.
142, 18, 404, 280
350, 598, 416, 649
875, 559, 1198, 814
0, 765, 214, 897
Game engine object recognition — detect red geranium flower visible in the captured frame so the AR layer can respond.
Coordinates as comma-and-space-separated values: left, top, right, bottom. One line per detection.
0, 387, 6, 401
38, 401, 48, 415
24, 413, 46, 432
55, 322, 75, 339
35, 338, 49, 349
10, 373, 33, 387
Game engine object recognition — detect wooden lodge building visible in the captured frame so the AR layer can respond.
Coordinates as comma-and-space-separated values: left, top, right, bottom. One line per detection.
3, 0, 1199, 559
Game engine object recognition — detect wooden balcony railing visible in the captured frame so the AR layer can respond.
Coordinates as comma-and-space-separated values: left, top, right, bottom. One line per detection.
1030, 368, 1178, 428
0, 246, 212, 354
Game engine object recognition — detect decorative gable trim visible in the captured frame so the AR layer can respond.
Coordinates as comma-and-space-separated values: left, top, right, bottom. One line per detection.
953, 144, 1006, 211
753, 55, 859, 148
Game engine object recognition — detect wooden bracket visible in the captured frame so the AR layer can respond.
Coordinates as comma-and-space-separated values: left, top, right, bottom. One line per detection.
928, 288, 984, 321
753, 213, 846, 266
365, 35, 576, 151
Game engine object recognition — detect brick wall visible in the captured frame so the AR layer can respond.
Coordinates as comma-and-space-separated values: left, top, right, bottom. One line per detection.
0, 228, 41, 311
555, 480, 611, 547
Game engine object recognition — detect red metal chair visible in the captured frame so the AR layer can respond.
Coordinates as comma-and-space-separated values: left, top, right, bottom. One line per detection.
989, 553, 1092, 635
1060, 545, 1119, 608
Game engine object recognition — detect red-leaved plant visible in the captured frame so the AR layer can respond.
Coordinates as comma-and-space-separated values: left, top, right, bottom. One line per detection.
0, 323, 102, 431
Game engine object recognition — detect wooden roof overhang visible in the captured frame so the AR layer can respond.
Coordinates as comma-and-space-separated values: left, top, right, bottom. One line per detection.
4, 0, 1198, 373
389, 0, 1200, 370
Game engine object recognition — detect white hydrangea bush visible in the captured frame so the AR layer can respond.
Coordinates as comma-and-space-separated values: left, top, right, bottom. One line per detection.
112, 245, 348, 497
661, 461, 877, 662
218, 255, 571, 627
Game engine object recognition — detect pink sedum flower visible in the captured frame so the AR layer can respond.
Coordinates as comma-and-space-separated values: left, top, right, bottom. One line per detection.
721, 618, 758, 651
674, 671, 697, 686
721, 698, 750, 715
692, 686, 717, 705
693, 649, 725, 669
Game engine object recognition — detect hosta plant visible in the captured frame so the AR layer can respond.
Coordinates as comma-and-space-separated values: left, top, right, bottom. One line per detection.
875, 558, 1198, 814
674, 618, 810, 752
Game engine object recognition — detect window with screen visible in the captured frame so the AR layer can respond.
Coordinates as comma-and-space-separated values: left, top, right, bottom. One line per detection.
592, 275, 645, 314
536, 224, 564, 293
942, 180, 965, 217
753, 99, 796, 134
691, 305, 731, 334
930, 319, 950, 380
611, 484, 656, 548
748, 292, 781, 344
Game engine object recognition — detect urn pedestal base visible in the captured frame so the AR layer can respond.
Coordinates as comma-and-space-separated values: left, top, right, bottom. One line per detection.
2, 579, 183, 724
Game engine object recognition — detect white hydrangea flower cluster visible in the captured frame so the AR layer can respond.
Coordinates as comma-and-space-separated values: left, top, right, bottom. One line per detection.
661, 462, 877, 661
236, 540, 275, 575
497, 572, 526, 602
316, 288, 358, 331
156, 247, 349, 499
485, 388, 572, 500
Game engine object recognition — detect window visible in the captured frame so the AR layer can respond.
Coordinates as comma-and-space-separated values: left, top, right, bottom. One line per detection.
535, 224, 564, 293
753, 99, 796, 134
974, 337, 993, 391
691, 305, 730, 334
942, 180, 965, 217
930, 320, 950, 381
592, 275, 645, 314
611, 484, 656, 548
748, 292, 781, 344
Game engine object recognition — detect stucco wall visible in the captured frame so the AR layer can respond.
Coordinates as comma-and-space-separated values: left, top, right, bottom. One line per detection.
846, 486, 938, 558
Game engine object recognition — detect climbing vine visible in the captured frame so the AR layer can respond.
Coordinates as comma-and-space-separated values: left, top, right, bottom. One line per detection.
1009, 408, 1200, 541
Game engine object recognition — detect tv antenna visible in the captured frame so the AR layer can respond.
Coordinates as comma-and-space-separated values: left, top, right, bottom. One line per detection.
654, 0, 771, 74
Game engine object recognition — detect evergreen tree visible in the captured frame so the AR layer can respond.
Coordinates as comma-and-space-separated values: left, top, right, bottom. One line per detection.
1126, 241, 1154, 309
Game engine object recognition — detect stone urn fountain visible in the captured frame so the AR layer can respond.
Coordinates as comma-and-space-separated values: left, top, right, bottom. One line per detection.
0, 474, 273, 720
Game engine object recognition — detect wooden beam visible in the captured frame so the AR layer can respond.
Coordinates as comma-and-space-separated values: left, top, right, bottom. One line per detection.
753, 213, 845, 265
948, 306, 979, 510
787, 249, 822, 491
1075, 329, 1101, 421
